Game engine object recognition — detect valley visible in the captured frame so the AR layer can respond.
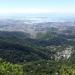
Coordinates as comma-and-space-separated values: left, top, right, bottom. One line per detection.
0, 19, 75, 74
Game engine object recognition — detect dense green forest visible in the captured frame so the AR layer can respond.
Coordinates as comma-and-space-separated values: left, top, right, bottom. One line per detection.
0, 31, 75, 75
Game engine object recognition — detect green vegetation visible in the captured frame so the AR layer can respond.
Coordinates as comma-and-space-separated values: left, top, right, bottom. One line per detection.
0, 59, 75, 75
0, 31, 74, 75
0, 59, 24, 75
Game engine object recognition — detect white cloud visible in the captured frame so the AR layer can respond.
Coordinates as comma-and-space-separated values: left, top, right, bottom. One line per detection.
0, 8, 75, 14
0, 8, 51, 14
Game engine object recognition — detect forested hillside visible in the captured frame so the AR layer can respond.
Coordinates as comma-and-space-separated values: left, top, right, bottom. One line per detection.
0, 31, 74, 75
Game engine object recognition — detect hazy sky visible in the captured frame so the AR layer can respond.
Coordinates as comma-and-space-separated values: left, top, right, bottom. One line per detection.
0, 0, 75, 15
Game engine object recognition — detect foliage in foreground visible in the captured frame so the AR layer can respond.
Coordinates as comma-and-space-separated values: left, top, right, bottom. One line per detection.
0, 59, 25, 75
0, 60, 75, 75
